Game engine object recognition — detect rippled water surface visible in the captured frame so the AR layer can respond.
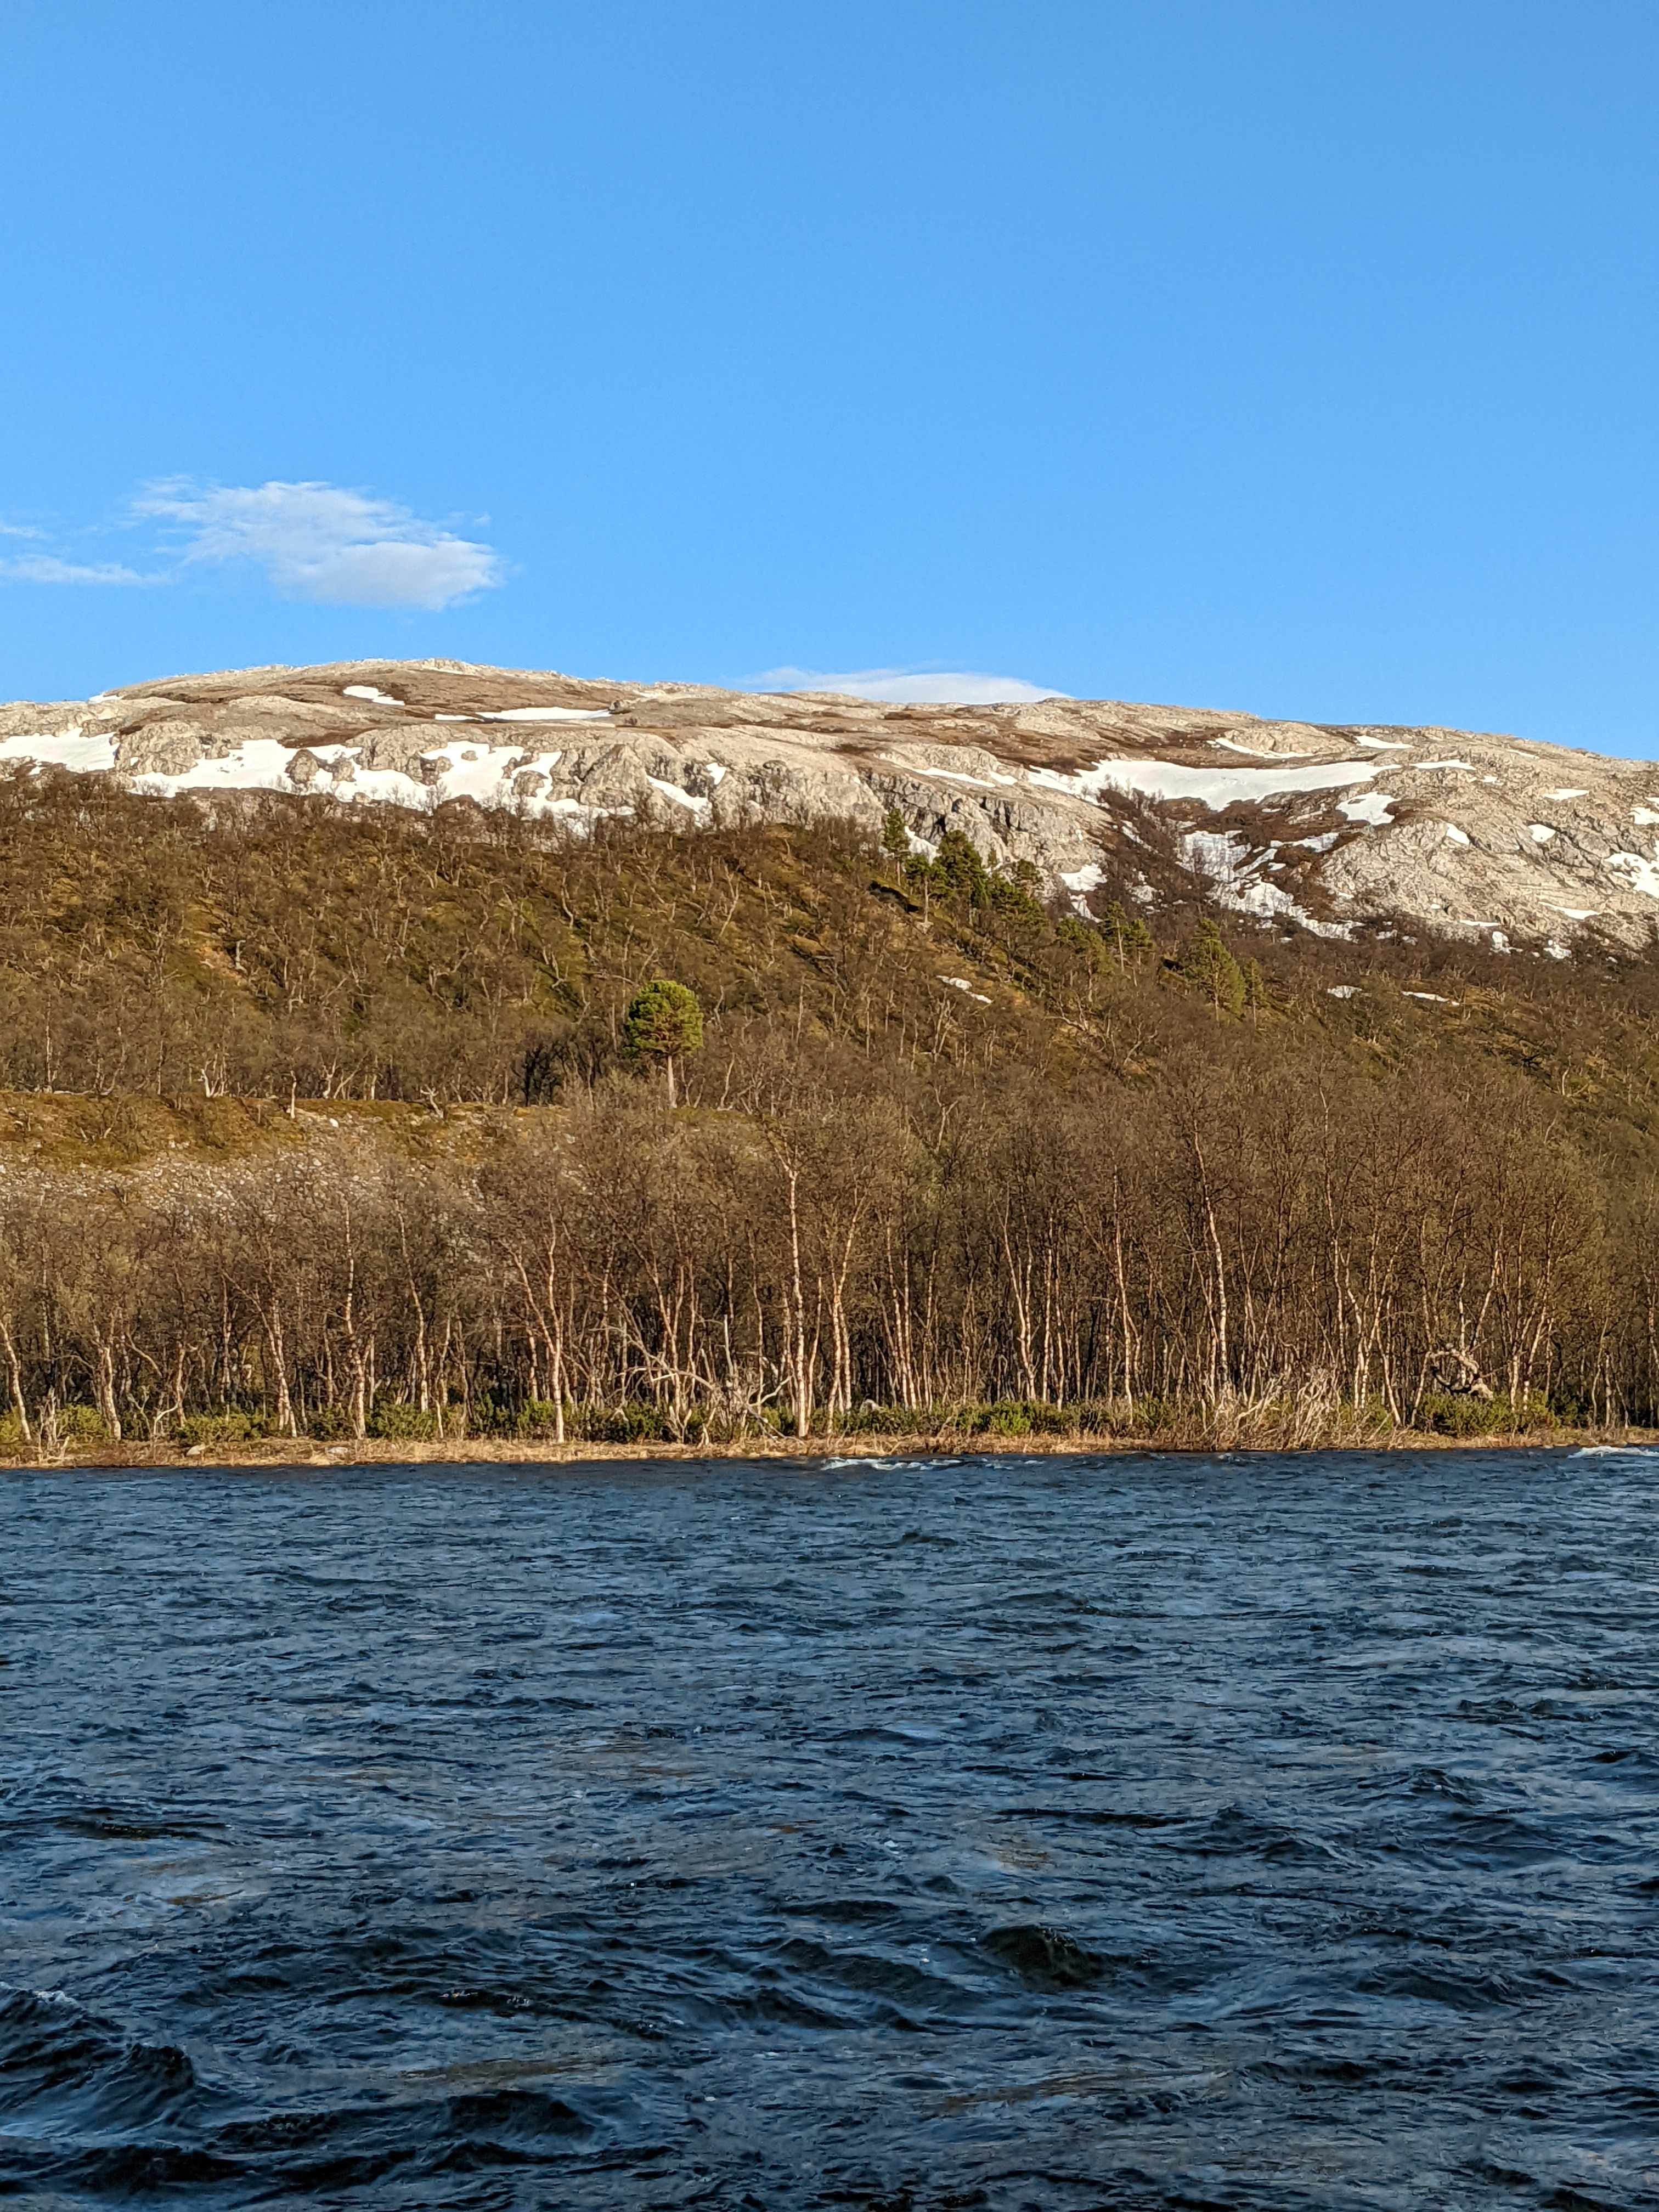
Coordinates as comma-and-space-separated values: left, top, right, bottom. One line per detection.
5, 1451, 1659, 2208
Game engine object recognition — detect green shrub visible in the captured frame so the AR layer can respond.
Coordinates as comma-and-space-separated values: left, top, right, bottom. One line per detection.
1068, 1399, 1135, 1436
1419, 1391, 1555, 1436
1126, 1396, 1192, 1435
617, 1402, 670, 1443
838, 1399, 1091, 1440
565, 1401, 672, 1444
464, 1390, 510, 1435
57, 1404, 108, 1441
177, 1409, 267, 1447
983, 1401, 1072, 1437
949, 1399, 1074, 1437
838, 1402, 925, 1435
369, 1403, 441, 1441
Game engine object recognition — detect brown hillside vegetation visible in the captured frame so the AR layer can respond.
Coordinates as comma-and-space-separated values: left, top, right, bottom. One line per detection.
4, 766, 1659, 1454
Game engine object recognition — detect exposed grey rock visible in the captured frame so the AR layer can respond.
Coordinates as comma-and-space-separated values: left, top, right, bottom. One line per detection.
118, 719, 211, 775
351, 724, 452, 775
7, 654, 1659, 955
0, 702, 88, 741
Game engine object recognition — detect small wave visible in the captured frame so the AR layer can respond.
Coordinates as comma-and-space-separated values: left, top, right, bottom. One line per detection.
827, 1455, 969, 1471
1570, 1444, 1659, 1458
1177, 1803, 1328, 1861
980, 1925, 1109, 1992
0, 1987, 199, 2133
1353, 1962, 1544, 2012
1362, 1764, 1483, 1805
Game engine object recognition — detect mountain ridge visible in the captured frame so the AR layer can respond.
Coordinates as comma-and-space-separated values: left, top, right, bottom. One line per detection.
4, 657, 1658, 955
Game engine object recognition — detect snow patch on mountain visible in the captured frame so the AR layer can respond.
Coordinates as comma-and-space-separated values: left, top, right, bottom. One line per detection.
3, 658, 1658, 953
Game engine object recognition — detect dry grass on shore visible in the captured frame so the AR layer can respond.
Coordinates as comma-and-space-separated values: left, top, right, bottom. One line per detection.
6, 1426, 1644, 1473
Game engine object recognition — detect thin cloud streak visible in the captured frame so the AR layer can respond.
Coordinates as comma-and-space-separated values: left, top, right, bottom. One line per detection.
0, 554, 159, 586
753, 665, 1066, 705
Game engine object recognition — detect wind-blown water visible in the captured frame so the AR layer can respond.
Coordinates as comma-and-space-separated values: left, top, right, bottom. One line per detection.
4, 1451, 1658, 2208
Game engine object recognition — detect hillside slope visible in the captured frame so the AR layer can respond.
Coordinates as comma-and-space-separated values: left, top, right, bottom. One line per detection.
0, 755, 1657, 1445
4, 658, 1659, 952
2, 761, 1656, 1118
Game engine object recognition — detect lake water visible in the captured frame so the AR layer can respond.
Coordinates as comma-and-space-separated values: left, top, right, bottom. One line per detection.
4, 1451, 1658, 2209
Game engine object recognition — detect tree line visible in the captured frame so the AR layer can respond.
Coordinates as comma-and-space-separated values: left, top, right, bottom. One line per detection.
2, 1044, 1655, 1449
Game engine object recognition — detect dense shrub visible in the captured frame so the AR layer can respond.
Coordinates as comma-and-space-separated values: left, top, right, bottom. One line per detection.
1419, 1392, 1557, 1436
369, 1403, 443, 1441
177, 1410, 269, 1447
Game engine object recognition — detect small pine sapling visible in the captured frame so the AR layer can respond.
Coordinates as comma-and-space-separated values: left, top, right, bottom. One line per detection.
881, 808, 910, 884
1101, 900, 1154, 972
1181, 915, 1246, 1018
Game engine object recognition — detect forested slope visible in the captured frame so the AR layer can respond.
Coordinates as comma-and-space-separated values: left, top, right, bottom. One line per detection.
3, 766, 1659, 1450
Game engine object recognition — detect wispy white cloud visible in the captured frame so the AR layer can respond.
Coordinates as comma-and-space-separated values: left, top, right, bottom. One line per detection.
0, 554, 158, 586
137, 479, 503, 610
0, 479, 505, 608
753, 665, 1066, 706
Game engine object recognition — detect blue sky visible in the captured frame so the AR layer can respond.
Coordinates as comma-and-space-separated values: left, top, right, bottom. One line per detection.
3, 0, 1656, 752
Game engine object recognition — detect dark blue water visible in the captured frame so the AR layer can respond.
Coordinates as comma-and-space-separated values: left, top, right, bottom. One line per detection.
4, 1451, 1658, 2209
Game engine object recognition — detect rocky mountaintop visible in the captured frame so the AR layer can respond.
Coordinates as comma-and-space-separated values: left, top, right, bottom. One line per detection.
4, 656, 1658, 953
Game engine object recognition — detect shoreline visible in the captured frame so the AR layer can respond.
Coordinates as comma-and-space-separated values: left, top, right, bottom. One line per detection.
3, 1428, 1650, 1472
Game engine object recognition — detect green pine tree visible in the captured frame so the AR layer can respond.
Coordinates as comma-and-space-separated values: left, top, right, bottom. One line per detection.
903, 848, 941, 916
1101, 900, 1155, 972
990, 875, 1045, 927
1181, 916, 1246, 1018
881, 808, 910, 883
622, 978, 704, 1104
935, 830, 991, 907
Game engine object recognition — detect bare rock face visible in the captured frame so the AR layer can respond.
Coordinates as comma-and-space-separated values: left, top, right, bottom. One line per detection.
2, 654, 1658, 956
0, 702, 88, 742
117, 719, 212, 776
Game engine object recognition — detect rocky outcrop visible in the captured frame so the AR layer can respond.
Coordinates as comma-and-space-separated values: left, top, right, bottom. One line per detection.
2, 656, 1658, 953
